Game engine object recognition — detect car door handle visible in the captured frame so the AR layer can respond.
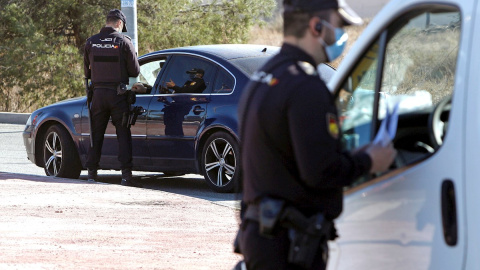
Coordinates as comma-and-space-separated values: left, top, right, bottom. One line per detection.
441, 179, 458, 246
193, 106, 205, 115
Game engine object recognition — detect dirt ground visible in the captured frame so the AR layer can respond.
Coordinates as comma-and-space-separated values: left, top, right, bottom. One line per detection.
0, 172, 242, 270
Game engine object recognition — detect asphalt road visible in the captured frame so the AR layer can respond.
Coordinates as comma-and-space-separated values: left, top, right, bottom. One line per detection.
0, 123, 239, 209
0, 0, 390, 214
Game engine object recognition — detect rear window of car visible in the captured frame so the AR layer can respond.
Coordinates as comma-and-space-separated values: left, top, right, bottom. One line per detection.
230, 55, 277, 76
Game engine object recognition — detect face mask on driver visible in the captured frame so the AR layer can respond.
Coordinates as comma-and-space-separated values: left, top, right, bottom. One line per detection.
318, 20, 348, 62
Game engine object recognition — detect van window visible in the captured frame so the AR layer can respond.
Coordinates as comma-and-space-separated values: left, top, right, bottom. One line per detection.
337, 8, 461, 187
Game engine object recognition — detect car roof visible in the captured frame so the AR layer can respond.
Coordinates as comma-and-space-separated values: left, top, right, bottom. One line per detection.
141, 44, 280, 75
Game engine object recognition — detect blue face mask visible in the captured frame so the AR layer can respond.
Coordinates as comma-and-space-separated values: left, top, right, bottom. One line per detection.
319, 20, 348, 62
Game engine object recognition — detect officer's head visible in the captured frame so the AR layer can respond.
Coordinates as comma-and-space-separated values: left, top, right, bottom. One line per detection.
283, 0, 362, 63
186, 68, 204, 79
106, 9, 128, 32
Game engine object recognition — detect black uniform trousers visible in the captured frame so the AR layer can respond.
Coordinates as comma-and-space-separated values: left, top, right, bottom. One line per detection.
86, 88, 132, 170
239, 220, 327, 270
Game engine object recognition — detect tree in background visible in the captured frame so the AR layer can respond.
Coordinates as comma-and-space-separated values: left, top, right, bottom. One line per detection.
0, 0, 276, 112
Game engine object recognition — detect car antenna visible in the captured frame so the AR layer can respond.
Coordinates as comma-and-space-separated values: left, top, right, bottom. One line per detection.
262, 48, 267, 52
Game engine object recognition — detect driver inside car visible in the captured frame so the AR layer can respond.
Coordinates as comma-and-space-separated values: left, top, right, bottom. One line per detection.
164, 68, 206, 94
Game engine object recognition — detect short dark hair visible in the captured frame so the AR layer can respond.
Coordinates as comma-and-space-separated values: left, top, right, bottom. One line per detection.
106, 17, 121, 25
283, 9, 332, 38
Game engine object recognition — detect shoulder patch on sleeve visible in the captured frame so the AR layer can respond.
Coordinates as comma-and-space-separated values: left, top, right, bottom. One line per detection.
297, 61, 318, 76
327, 113, 339, 139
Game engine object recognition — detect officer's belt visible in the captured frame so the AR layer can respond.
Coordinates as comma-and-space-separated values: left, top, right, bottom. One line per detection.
245, 203, 334, 237
93, 83, 118, 90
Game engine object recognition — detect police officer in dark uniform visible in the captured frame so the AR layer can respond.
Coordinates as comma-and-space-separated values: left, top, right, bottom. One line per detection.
84, 9, 141, 187
165, 68, 206, 93
235, 0, 397, 269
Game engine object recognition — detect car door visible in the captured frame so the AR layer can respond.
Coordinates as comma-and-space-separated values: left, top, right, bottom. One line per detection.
80, 56, 162, 169
146, 54, 214, 172
328, 4, 467, 270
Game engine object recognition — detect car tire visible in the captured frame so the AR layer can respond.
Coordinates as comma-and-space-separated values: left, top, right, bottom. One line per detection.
201, 131, 240, 193
42, 124, 81, 179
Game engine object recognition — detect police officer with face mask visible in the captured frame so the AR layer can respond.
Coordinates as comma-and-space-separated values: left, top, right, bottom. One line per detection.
235, 0, 397, 269
84, 9, 141, 187
165, 68, 206, 94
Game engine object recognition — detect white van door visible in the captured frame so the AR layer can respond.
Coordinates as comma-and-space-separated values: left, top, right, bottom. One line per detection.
327, 2, 470, 269
464, 0, 480, 268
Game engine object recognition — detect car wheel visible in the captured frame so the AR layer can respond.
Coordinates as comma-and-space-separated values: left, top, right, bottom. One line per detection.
201, 132, 240, 193
42, 124, 81, 179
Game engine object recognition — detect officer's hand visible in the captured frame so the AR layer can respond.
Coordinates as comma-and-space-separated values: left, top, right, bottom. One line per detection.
132, 82, 147, 93
166, 79, 175, 88
365, 142, 397, 173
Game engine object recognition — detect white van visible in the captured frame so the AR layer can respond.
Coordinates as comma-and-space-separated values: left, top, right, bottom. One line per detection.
327, 0, 479, 269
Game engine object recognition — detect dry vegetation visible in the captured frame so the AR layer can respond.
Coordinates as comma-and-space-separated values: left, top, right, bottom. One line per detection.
247, 17, 371, 68
383, 26, 459, 104
248, 17, 460, 106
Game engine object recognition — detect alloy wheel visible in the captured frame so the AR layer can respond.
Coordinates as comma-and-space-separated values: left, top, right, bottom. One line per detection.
204, 138, 236, 188
44, 131, 62, 176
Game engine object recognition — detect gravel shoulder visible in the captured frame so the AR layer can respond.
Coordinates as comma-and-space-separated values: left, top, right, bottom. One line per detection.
0, 172, 241, 270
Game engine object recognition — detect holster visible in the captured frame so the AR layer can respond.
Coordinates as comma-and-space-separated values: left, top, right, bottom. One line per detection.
243, 198, 336, 269
282, 208, 332, 269
86, 83, 94, 104
126, 90, 136, 105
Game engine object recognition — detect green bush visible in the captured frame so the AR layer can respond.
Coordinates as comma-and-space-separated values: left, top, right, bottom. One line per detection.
0, 0, 275, 112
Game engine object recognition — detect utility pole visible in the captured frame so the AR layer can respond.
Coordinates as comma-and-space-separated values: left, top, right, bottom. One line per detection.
121, 0, 138, 54
121, 0, 138, 84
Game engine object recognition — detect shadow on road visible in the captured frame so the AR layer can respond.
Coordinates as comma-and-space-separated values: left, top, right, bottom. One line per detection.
77, 171, 240, 205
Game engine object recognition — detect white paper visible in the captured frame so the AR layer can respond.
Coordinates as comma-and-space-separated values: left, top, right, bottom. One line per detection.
373, 102, 399, 146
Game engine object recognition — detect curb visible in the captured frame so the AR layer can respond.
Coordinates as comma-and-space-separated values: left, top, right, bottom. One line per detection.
0, 112, 30, 125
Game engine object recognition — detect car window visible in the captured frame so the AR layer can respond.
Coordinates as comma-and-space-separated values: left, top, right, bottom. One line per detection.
213, 68, 235, 94
159, 55, 216, 94
140, 59, 166, 86
337, 40, 380, 150
128, 57, 167, 94
336, 7, 461, 187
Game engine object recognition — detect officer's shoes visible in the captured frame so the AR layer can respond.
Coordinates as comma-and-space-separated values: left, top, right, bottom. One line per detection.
121, 178, 143, 188
87, 168, 97, 183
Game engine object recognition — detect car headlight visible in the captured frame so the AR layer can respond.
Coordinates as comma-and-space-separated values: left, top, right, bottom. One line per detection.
25, 114, 32, 126
26, 113, 40, 127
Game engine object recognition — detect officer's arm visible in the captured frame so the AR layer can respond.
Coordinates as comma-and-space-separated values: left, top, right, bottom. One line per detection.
172, 81, 192, 93
124, 38, 140, 77
84, 40, 91, 79
287, 81, 371, 188
180, 79, 206, 93
194, 80, 206, 93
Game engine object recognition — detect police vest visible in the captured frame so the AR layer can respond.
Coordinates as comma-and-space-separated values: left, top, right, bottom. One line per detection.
88, 35, 124, 85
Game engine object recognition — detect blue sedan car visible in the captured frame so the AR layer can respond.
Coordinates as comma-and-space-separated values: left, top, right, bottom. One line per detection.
23, 44, 334, 192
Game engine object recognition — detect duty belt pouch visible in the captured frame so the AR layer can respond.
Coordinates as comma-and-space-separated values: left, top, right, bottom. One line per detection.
259, 197, 285, 237
126, 90, 136, 104
117, 83, 127, 96
285, 211, 330, 269
288, 229, 323, 268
